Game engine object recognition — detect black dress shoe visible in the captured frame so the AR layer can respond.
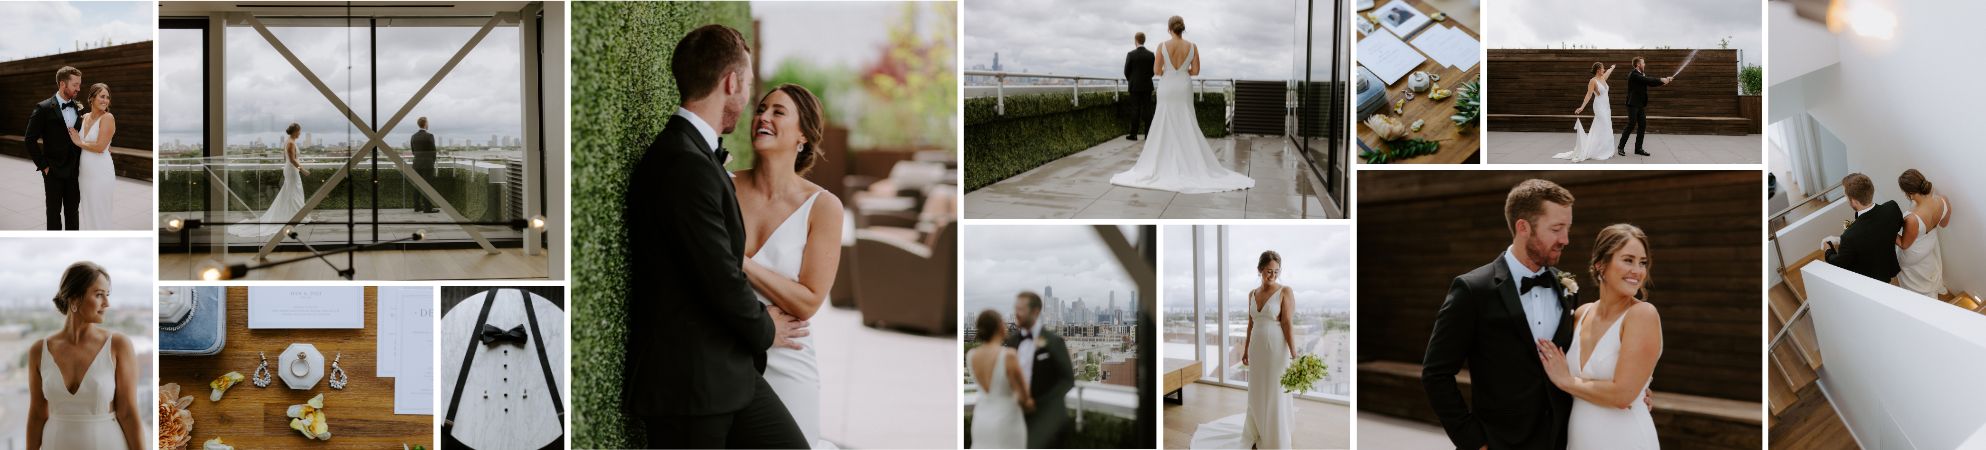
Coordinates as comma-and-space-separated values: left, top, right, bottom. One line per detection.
1127, 135, 1138, 141
1617, 148, 1625, 156
1635, 149, 1651, 156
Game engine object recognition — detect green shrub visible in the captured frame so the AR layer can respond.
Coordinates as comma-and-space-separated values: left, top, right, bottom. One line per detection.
571, 2, 752, 448
1740, 64, 1762, 96
963, 92, 1227, 192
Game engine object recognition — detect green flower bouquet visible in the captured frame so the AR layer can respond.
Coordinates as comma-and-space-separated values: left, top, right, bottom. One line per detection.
1280, 354, 1328, 394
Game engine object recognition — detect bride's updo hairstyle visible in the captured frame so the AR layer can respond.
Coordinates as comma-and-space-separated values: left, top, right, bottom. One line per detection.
1258, 250, 1281, 271
975, 309, 1003, 343
52, 261, 108, 314
1169, 16, 1185, 36
763, 83, 827, 176
286, 122, 302, 138
1898, 169, 1933, 197
83, 83, 109, 113
1591, 62, 1604, 76
1589, 224, 1650, 301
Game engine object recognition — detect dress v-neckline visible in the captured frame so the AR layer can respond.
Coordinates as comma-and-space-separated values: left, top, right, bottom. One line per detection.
1576, 307, 1627, 373
1253, 286, 1278, 313
48, 336, 110, 397
746, 190, 823, 260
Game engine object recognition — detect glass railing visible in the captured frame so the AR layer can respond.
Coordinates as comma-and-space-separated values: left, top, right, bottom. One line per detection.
157, 152, 524, 244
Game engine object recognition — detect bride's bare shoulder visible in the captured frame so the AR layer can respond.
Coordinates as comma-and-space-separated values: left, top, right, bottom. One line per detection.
1625, 301, 1661, 325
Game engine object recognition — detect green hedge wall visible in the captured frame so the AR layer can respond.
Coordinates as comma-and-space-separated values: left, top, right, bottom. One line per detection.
571, 2, 753, 448
157, 166, 499, 220
963, 92, 1228, 192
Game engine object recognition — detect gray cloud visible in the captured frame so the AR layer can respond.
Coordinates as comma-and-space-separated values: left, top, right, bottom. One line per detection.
962, 225, 1145, 319
0, 1, 151, 62
965, 0, 1297, 81
1488, 0, 1763, 66
1162, 225, 1351, 314
0, 238, 154, 310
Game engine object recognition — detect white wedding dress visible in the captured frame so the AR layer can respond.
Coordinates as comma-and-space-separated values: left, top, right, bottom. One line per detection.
76, 116, 115, 230
1554, 80, 1616, 163
1110, 41, 1254, 193
39, 338, 127, 449
970, 348, 1027, 449
752, 190, 836, 449
1191, 289, 1292, 449
232, 136, 309, 237
1565, 310, 1659, 449
1898, 197, 1951, 298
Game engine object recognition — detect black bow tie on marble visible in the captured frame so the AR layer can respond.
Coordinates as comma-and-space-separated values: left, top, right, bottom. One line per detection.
1518, 272, 1557, 293
479, 324, 528, 345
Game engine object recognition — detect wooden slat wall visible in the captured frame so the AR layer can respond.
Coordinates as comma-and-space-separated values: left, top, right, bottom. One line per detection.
0, 42, 155, 150
1356, 170, 1762, 402
1233, 80, 1283, 135
1487, 49, 1753, 135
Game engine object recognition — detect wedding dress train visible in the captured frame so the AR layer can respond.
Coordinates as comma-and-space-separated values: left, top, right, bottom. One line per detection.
1554, 81, 1616, 163
76, 117, 115, 230
970, 348, 1028, 449
1190, 289, 1292, 449
1110, 42, 1254, 193
232, 136, 308, 237
1565, 310, 1660, 449
752, 190, 837, 449
39, 338, 127, 449
1898, 199, 1950, 298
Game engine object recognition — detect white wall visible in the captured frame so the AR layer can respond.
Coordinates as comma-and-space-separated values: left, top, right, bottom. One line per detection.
1768, 2, 1840, 86
1804, 263, 1986, 448
1813, 1, 1986, 296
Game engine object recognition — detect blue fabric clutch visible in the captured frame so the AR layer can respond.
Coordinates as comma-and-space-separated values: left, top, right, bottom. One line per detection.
161, 287, 226, 356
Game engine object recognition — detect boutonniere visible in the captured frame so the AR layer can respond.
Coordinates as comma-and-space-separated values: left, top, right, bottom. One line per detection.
1556, 270, 1579, 298
1842, 218, 1855, 231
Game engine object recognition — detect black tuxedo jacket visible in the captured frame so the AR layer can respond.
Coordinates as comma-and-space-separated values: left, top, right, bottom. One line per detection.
1624, 69, 1666, 108
1827, 200, 1905, 283
1125, 47, 1156, 94
24, 95, 83, 178
411, 130, 437, 158
1423, 255, 1575, 450
1008, 327, 1074, 449
624, 114, 774, 417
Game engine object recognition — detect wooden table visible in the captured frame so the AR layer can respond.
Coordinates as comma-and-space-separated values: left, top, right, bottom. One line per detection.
1356, 0, 1481, 164
1162, 358, 1202, 404
160, 287, 434, 449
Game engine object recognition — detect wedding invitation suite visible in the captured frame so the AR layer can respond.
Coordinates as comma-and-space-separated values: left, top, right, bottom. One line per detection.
392, 291, 437, 415
247, 286, 365, 329
1358, 31, 1425, 85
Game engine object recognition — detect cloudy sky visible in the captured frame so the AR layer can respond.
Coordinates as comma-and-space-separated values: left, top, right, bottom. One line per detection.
0, 237, 153, 310
1488, 0, 1763, 66
160, 21, 525, 149
965, 0, 1298, 81
0, 1, 151, 62
754, 1, 952, 76
1162, 225, 1351, 314
962, 225, 1145, 319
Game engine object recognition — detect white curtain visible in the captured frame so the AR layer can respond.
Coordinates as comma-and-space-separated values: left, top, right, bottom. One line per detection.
1769, 114, 1826, 198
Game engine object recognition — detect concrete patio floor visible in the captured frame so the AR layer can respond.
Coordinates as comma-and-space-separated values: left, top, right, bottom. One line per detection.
1488, 131, 1763, 164
0, 154, 152, 230
965, 135, 1341, 219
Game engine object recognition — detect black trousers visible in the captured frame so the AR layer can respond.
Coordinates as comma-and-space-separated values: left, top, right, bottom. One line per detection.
1126, 90, 1151, 137
412, 155, 436, 212
643, 378, 808, 449
42, 172, 78, 230
1617, 105, 1648, 152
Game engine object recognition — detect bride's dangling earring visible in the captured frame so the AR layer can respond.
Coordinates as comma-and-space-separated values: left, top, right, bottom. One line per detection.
328, 353, 349, 390
252, 351, 273, 388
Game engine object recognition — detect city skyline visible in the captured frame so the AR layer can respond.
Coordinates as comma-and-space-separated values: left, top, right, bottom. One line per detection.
0, 237, 155, 310
964, 0, 1297, 81
962, 225, 1146, 320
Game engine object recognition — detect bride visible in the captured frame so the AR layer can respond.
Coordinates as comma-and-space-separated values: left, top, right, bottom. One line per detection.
27, 262, 141, 450
968, 309, 1032, 449
1895, 169, 1954, 299
1110, 15, 1254, 194
736, 83, 845, 449
1191, 251, 1294, 449
1554, 63, 1617, 163
65, 84, 117, 230
1537, 224, 1663, 449
233, 123, 312, 237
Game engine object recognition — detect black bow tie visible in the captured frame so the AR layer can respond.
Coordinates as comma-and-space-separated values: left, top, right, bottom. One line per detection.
60, 101, 75, 109
479, 324, 528, 345
1019, 330, 1033, 341
1518, 273, 1557, 294
711, 146, 729, 165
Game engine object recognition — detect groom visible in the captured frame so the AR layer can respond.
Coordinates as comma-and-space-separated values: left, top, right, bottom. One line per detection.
1424, 179, 1577, 450
1009, 291, 1074, 449
24, 66, 85, 230
624, 24, 810, 449
1823, 173, 1904, 283
1617, 56, 1673, 157
1123, 32, 1155, 141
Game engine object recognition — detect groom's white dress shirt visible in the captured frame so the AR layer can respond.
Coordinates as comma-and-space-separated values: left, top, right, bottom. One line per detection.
1017, 321, 1043, 386
1504, 247, 1562, 341
674, 108, 726, 175
55, 90, 77, 128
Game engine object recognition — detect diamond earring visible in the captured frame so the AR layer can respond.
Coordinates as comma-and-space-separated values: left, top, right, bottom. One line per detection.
252, 352, 273, 388
328, 353, 348, 390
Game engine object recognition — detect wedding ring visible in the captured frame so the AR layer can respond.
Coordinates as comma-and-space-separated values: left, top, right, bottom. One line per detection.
291, 352, 309, 377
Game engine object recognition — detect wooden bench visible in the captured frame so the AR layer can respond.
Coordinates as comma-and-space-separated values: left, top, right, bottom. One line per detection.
1359, 360, 1761, 449
1488, 114, 1755, 135
0, 134, 153, 181
1163, 358, 1202, 404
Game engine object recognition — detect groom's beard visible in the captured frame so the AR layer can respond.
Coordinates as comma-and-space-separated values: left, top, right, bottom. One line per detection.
1525, 234, 1563, 267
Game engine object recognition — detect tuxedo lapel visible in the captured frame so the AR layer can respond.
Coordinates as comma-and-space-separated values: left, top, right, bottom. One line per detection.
1491, 259, 1534, 344
1549, 268, 1576, 348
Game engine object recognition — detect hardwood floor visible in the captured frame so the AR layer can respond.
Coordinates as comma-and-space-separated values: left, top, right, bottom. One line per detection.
1162, 382, 1350, 449
1769, 382, 1858, 450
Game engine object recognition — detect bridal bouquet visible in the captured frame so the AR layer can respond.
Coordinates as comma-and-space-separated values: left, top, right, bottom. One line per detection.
1280, 354, 1328, 394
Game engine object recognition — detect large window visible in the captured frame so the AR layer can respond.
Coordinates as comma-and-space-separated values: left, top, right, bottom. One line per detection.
1169, 225, 1351, 402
